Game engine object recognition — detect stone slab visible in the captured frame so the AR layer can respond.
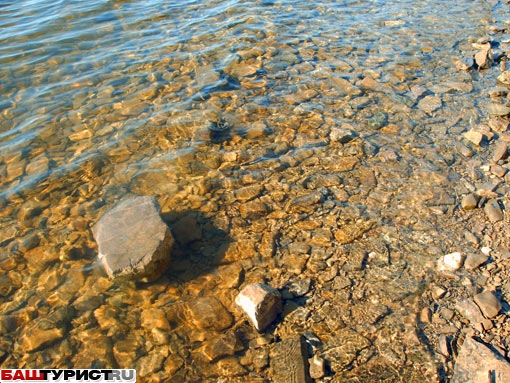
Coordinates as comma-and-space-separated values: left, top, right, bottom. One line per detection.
271, 335, 311, 383
452, 336, 510, 383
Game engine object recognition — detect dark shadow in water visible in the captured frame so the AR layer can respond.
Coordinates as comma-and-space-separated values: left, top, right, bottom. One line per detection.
160, 209, 232, 283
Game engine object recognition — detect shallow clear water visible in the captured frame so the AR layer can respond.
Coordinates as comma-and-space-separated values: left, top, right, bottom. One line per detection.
0, 0, 507, 381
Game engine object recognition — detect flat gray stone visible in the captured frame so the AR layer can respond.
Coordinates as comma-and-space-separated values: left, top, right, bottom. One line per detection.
92, 196, 174, 282
452, 336, 510, 383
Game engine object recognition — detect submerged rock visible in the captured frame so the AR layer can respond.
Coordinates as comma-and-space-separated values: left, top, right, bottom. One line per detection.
271, 335, 311, 383
92, 196, 174, 282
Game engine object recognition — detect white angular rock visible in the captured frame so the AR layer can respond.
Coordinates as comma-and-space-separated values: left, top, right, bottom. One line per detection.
92, 196, 174, 282
235, 283, 282, 332
437, 252, 464, 272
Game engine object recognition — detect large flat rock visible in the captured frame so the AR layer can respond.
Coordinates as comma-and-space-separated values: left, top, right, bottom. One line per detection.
92, 196, 174, 282
452, 336, 510, 383
271, 335, 311, 383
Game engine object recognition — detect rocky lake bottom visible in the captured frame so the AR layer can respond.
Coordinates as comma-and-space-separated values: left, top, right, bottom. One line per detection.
1, 0, 510, 382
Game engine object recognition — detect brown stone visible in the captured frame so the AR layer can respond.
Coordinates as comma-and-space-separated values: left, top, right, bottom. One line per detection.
188, 296, 233, 331
474, 291, 502, 318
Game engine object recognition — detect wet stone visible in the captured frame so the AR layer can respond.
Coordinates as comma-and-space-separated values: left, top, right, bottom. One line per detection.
0, 274, 13, 297
497, 70, 510, 85
474, 291, 502, 319
271, 335, 311, 383
323, 328, 371, 373
487, 103, 510, 116
368, 111, 388, 130
188, 296, 233, 332
417, 95, 442, 114
475, 48, 492, 69
329, 126, 356, 143
287, 278, 312, 297
92, 196, 174, 282
334, 220, 374, 244
236, 283, 282, 332
437, 335, 450, 357
309, 355, 325, 380
456, 57, 474, 71
451, 336, 510, 383
19, 318, 67, 353
200, 332, 242, 362
172, 215, 202, 245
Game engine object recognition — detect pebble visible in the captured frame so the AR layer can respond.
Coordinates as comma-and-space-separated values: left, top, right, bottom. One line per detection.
473, 291, 502, 318
431, 285, 447, 299
437, 252, 464, 272
483, 199, 504, 222
497, 70, 510, 85
420, 307, 432, 323
464, 253, 489, 270
487, 103, 510, 116
437, 335, 450, 357
455, 299, 485, 324
475, 48, 493, 69
492, 141, 509, 162
188, 296, 234, 331
463, 129, 484, 146
461, 193, 478, 210
309, 355, 325, 379
329, 126, 356, 143
417, 95, 442, 114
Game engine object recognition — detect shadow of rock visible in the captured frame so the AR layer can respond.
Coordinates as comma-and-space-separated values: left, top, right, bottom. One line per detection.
160, 209, 232, 283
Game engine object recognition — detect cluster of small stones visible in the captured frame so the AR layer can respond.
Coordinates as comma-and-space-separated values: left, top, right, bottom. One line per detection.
419, 14, 510, 381
0, 1, 510, 383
